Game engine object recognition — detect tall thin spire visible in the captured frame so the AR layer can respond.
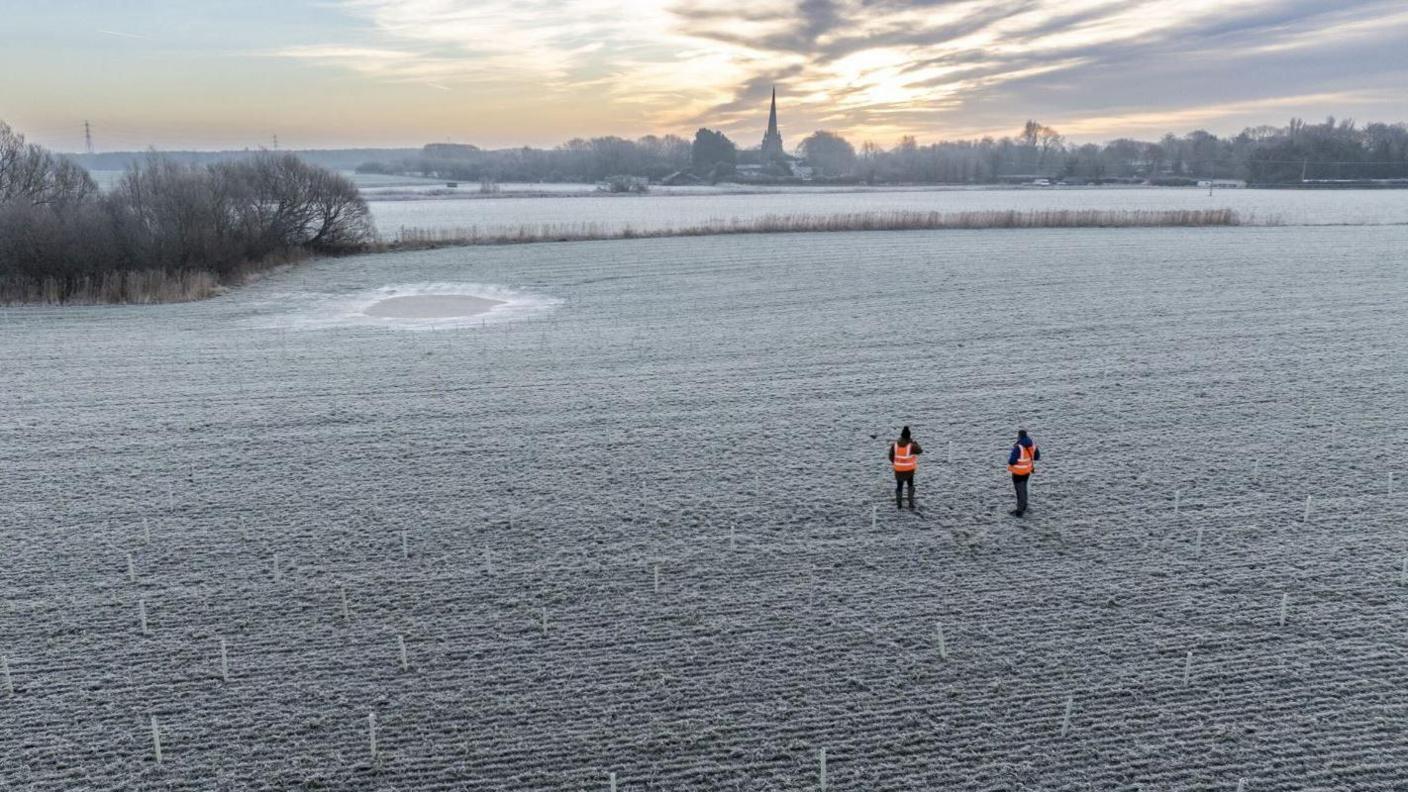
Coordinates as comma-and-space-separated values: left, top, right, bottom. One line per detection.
761, 85, 784, 162
767, 86, 778, 136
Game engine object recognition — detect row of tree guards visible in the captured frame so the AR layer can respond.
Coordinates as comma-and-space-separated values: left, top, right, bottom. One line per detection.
4, 469, 1399, 784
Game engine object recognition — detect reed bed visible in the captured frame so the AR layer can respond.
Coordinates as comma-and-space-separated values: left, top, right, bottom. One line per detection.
0, 249, 309, 306
392, 208, 1241, 248
0, 269, 221, 306
0, 209, 1243, 304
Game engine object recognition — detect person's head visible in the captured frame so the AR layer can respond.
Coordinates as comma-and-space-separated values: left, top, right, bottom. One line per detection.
1017, 428, 1028, 441
900, 425, 911, 441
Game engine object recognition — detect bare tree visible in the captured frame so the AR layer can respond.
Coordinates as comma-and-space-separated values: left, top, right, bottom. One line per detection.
3, 122, 374, 301
0, 122, 97, 208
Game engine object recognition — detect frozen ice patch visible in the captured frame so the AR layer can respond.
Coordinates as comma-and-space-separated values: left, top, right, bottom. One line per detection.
270, 283, 561, 330
364, 294, 505, 319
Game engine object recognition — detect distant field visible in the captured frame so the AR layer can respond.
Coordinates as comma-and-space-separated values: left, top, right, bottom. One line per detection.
2, 225, 1407, 789
367, 184, 1408, 237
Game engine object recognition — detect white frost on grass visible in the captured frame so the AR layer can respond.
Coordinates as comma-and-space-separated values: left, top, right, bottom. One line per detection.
273, 282, 561, 331
7, 226, 1408, 789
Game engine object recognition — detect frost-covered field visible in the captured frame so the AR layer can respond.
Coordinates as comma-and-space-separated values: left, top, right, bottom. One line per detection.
3, 225, 1407, 790
368, 185, 1408, 235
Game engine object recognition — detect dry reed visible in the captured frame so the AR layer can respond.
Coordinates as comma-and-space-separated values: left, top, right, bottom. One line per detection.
0, 269, 220, 305
391, 208, 1241, 248
0, 248, 310, 306
1, 208, 1242, 305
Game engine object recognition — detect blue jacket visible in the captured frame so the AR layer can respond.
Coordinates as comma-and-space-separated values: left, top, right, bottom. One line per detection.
1008, 437, 1040, 466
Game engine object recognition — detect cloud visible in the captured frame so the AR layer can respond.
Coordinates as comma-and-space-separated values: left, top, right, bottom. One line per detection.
273, 0, 1408, 142
1031, 89, 1398, 138
97, 29, 148, 40
276, 45, 421, 63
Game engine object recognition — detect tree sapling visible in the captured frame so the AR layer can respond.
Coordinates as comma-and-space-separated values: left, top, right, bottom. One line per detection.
368, 712, 377, 761
151, 715, 163, 764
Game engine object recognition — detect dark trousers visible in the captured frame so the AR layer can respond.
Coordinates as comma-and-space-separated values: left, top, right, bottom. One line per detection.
1012, 474, 1030, 514
895, 470, 915, 507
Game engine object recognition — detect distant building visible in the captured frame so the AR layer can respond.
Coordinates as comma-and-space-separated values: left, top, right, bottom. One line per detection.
733, 88, 799, 181
759, 86, 786, 163
734, 86, 796, 181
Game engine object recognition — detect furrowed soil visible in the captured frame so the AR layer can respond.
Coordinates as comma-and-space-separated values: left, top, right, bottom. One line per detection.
2, 225, 1407, 790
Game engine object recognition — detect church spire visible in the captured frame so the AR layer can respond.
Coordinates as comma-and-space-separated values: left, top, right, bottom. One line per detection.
761, 85, 785, 162
767, 86, 779, 137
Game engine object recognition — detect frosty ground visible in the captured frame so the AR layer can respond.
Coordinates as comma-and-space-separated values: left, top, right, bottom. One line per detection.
2, 225, 1407, 790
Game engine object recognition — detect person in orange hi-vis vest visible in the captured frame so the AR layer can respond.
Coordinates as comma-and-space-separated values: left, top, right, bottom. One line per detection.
1007, 429, 1040, 517
889, 426, 923, 511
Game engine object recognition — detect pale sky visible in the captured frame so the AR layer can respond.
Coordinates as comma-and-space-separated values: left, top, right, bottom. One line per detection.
3, 0, 1406, 152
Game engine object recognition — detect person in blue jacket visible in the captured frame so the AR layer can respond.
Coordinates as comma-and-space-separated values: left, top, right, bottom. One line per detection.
1007, 429, 1040, 517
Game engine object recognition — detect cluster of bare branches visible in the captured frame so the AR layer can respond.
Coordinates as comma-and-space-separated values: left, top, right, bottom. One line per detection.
0, 121, 374, 304
0, 125, 97, 209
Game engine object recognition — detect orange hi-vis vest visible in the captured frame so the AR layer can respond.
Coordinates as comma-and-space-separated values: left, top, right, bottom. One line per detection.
893, 442, 917, 472
1008, 443, 1036, 476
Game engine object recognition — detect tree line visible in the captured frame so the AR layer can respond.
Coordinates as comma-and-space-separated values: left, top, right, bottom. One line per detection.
361, 117, 1408, 185
1, 121, 374, 303
357, 137, 694, 184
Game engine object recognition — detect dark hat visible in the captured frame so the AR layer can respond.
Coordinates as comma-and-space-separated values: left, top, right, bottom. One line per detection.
900, 426, 912, 439
1017, 429, 1028, 438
